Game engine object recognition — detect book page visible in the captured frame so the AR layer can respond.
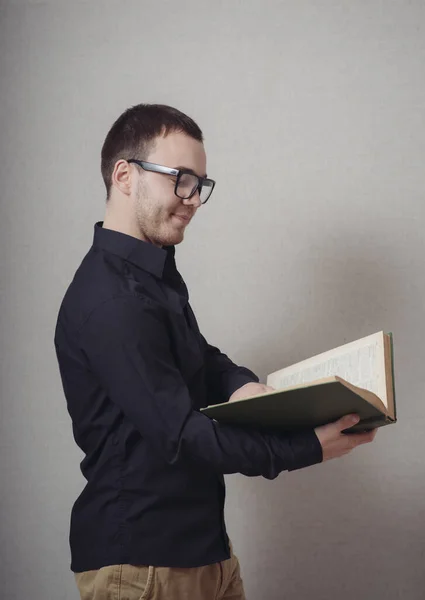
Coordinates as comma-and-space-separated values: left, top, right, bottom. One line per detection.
267, 332, 387, 408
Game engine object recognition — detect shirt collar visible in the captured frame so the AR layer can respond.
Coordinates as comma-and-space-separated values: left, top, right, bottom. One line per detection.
92, 221, 175, 279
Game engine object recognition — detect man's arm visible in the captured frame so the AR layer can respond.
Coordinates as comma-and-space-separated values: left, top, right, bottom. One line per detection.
78, 294, 323, 478
201, 335, 263, 405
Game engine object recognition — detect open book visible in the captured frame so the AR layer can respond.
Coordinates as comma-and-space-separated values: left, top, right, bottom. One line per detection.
201, 331, 396, 433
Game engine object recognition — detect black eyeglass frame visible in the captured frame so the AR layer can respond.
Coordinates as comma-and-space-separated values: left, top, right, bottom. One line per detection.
126, 159, 216, 204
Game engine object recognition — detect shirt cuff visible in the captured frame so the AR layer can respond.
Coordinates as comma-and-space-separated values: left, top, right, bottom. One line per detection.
287, 430, 324, 471
225, 372, 260, 400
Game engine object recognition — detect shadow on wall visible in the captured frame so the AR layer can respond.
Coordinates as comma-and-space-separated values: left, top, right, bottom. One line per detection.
255, 226, 404, 380
226, 229, 424, 598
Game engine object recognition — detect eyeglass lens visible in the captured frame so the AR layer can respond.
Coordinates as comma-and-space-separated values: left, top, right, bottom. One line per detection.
177, 173, 213, 203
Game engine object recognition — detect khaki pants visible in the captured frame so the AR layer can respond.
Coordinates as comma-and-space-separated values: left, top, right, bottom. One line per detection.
74, 543, 246, 600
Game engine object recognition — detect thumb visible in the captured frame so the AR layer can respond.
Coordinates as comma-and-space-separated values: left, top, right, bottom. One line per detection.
335, 413, 360, 432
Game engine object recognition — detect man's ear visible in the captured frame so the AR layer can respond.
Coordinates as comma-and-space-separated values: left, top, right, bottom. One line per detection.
111, 160, 133, 197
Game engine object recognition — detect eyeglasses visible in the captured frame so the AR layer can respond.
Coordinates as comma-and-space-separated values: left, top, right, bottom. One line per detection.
126, 159, 216, 205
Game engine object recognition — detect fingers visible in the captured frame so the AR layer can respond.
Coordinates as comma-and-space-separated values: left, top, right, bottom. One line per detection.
315, 413, 378, 461
333, 414, 377, 451
352, 428, 378, 444
334, 412, 378, 444
335, 414, 361, 432
344, 428, 378, 448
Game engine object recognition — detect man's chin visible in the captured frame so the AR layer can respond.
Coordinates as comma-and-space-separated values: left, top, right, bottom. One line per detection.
171, 231, 185, 245
170, 221, 187, 244
163, 228, 185, 247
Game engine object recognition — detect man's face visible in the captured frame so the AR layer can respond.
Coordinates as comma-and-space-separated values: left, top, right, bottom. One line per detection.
134, 131, 207, 247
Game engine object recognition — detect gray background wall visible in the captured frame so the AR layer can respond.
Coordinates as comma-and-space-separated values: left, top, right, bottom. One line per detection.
1, 1, 424, 598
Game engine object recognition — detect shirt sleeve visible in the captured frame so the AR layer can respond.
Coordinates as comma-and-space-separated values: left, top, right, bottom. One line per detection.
200, 335, 260, 405
78, 294, 322, 478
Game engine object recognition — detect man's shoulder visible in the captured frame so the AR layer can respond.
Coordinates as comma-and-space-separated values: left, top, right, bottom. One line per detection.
55, 247, 156, 337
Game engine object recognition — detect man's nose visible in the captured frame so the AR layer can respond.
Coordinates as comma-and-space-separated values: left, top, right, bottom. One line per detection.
183, 190, 202, 209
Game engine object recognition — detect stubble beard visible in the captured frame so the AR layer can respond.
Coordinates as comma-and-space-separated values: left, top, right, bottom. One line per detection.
135, 178, 184, 247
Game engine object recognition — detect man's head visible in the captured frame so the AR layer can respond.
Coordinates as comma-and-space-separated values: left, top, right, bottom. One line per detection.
101, 104, 213, 247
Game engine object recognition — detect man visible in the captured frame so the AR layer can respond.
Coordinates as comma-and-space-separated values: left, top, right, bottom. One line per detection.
54, 103, 376, 600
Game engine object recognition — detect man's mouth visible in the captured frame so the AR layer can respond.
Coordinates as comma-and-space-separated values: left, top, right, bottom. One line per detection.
173, 214, 191, 223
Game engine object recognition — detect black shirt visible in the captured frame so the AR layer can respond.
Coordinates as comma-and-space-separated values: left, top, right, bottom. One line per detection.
54, 221, 322, 572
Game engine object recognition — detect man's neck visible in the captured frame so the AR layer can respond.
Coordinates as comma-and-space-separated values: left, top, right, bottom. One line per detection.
102, 214, 147, 244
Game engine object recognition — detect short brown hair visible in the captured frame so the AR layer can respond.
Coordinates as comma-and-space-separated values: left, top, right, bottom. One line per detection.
101, 103, 204, 200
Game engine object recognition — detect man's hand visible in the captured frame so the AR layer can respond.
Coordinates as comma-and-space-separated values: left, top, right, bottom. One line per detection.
229, 382, 275, 403
315, 414, 378, 461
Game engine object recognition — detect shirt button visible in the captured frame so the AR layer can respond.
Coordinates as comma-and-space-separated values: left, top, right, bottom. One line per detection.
112, 436, 119, 446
